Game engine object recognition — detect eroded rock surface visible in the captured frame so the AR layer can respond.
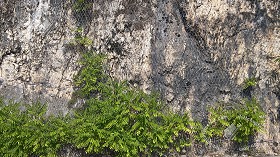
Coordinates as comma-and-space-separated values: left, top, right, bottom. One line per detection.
0, 0, 80, 115
0, 0, 279, 156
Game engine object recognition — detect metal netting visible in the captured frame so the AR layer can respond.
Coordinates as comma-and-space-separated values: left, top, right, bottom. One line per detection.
0, 0, 279, 111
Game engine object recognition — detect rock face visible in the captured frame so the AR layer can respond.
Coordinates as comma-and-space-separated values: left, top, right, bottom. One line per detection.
0, 0, 80, 115
0, 0, 279, 156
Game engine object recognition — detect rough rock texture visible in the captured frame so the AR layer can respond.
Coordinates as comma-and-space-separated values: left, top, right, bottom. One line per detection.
0, 0, 80, 115
0, 0, 279, 156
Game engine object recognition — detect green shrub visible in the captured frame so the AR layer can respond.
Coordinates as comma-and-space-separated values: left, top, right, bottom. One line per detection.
206, 98, 265, 144
71, 52, 195, 156
0, 100, 68, 157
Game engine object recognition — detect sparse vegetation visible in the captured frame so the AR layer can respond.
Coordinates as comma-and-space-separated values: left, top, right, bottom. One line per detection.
73, 0, 92, 12
243, 77, 257, 90
205, 98, 265, 144
275, 57, 280, 64
71, 27, 92, 47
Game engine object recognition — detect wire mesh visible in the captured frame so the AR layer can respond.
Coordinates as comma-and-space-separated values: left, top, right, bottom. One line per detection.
0, 0, 279, 110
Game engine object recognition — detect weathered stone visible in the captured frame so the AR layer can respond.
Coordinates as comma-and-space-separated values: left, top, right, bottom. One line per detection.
0, 0, 279, 156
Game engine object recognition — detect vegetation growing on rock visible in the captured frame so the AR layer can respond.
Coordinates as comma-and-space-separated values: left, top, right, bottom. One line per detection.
205, 98, 265, 144
0, 52, 197, 156
0, 51, 266, 156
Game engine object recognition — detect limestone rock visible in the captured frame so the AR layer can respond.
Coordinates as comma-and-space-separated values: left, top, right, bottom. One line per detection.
0, 0, 279, 156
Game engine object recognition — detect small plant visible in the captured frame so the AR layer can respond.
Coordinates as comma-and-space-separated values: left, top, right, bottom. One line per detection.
71, 27, 92, 47
206, 98, 265, 144
73, 0, 92, 12
243, 77, 257, 90
275, 58, 280, 64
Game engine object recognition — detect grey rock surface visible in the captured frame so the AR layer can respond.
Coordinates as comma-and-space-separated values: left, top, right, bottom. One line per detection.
0, 0, 79, 115
0, 0, 279, 156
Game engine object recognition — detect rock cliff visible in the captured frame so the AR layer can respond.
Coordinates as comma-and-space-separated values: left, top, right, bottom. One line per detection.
0, 0, 279, 156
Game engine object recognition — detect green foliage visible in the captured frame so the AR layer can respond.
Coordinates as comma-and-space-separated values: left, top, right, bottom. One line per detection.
0, 100, 69, 157
206, 98, 265, 144
0, 44, 267, 156
74, 52, 107, 98
275, 58, 280, 64
243, 78, 257, 89
71, 52, 195, 156
71, 27, 93, 47
0, 52, 196, 156
73, 0, 92, 12
0, 51, 267, 156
